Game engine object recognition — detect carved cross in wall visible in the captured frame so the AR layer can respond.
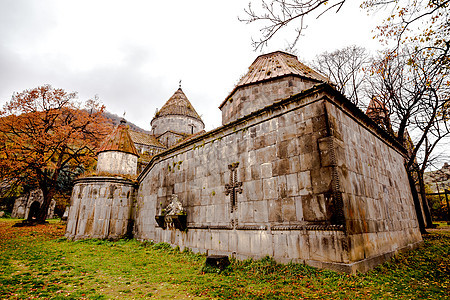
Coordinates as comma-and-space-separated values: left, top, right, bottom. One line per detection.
225, 162, 242, 213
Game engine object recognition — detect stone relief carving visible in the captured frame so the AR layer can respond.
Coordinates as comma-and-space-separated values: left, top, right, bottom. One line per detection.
225, 162, 242, 213
155, 194, 187, 230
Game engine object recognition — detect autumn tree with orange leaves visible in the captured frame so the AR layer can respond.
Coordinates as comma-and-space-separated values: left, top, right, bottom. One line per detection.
0, 85, 111, 223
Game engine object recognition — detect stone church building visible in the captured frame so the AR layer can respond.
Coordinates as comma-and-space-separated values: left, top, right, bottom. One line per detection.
66, 51, 423, 273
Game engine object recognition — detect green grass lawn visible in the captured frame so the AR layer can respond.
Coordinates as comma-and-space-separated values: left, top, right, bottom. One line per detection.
0, 219, 448, 299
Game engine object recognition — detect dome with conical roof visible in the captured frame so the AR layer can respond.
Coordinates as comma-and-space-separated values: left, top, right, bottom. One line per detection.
151, 88, 205, 143
219, 51, 329, 125
234, 51, 328, 89
153, 88, 202, 122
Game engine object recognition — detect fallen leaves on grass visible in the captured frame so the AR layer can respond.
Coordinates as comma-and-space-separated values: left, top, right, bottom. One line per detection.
1, 220, 449, 299
0, 219, 65, 245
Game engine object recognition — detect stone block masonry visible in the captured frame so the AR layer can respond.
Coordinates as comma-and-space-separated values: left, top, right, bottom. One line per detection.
97, 151, 138, 175
133, 84, 422, 273
324, 93, 423, 269
220, 75, 321, 125
66, 51, 423, 273
11, 189, 56, 219
66, 177, 137, 240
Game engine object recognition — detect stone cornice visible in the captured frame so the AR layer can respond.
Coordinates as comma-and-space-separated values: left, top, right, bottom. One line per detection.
73, 176, 138, 187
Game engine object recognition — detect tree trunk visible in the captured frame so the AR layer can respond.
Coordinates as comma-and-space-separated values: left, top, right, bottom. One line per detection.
407, 170, 427, 234
36, 189, 53, 223
417, 170, 434, 228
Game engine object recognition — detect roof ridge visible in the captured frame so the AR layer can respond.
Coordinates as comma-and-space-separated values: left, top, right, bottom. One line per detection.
128, 130, 166, 149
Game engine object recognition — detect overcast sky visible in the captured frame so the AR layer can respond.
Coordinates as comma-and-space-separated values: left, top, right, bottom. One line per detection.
0, 0, 385, 131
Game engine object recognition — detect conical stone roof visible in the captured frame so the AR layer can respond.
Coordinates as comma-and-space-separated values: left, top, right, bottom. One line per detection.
97, 119, 139, 156
220, 51, 328, 109
153, 88, 202, 122
236, 51, 328, 87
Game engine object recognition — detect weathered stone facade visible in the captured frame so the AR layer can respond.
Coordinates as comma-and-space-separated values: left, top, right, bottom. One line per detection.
66, 51, 423, 273
152, 115, 204, 137
11, 189, 55, 219
132, 84, 421, 272
66, 117, 139, 240
66, 177, 137, 240
325, 93, 422, 269
220, 75, 322, 125
97, 151, 138, 175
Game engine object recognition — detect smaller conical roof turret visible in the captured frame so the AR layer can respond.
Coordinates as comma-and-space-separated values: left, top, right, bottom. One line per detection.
96, 119, 139, 176
98, 119, 139, 156
366, 97, 393, 133
219, 51, 328, 125
366, 97, 388, 119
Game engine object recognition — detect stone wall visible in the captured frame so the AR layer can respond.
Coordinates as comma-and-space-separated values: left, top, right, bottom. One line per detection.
134, 142, 164, 156
133, 85, 422, 272
65, 82, 423, 272
220, 76, 320, 125
11, 189, 55, 219
65, 177, 137, 240
135, 86, 346, 270
157, 131, 186, 149
97, 151, 138, 175
325, 97, 422, 271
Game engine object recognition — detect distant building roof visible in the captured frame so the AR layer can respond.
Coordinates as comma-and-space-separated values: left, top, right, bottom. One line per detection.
157, 130, 188, 138
172, 130, 206, 147
237, 51, 328, 87
366, 97, 388, 117
98, 119, 139, 156
152, 88, 203, 124
365, 97, 392, 130
129, 130, 166, 149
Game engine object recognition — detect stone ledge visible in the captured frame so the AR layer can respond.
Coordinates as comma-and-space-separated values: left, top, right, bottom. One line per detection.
186, 224, 344, 231
188, 225, 233, 230
73, 176, 138, 186
272, 224, 345, 231
237, 225, 267, 230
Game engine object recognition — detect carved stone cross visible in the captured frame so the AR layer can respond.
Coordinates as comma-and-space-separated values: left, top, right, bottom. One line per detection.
225, 162, 242, 213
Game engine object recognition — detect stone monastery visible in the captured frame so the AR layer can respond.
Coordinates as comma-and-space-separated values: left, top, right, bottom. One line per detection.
66, 51, 423, 273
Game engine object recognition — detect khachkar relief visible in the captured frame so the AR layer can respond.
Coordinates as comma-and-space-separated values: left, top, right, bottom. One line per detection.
225, 162, 242, 227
